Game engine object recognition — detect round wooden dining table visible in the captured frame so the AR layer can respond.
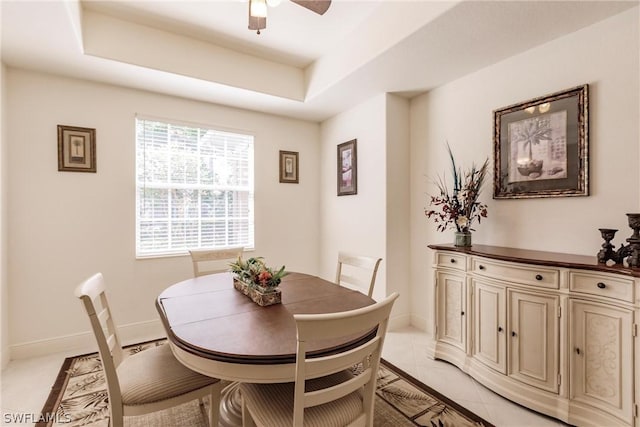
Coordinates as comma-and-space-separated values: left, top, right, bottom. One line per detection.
156, 271, 376, 427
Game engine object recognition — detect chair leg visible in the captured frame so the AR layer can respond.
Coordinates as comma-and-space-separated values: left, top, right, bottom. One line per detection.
110, 406, 124, 427
241, 396, 256, 427
209, 382, 221, 427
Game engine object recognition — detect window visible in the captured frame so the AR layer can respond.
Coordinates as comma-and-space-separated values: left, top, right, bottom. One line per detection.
135, 117, 254, 257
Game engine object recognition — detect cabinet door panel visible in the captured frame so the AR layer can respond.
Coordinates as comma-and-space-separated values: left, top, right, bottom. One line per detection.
570, 300, 633, 424
473, 280, 506, 373
508, 290, 559, 393
436, 271, 466, 352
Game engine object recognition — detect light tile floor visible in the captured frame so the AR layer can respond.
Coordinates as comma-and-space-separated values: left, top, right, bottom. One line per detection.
382, 326, 568, 427
0, 326, 569, 426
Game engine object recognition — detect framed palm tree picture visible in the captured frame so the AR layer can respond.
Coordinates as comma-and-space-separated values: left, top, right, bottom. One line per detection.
493, 85, 588, 199
57, 125, 96, 173
279, 150, 299, 183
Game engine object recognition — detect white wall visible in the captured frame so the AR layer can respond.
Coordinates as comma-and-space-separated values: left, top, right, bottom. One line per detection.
6, 69, 320, 357
319, 93, 412, 326
410, 7, 639, 332
0, 59, 8, 368
4, 6, 638, 359
0, 1, 8, 370
385, 94, 411, 323
319, 94, 387, 298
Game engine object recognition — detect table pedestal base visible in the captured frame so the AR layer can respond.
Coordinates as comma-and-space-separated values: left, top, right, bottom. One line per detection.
218, 382, 243, 427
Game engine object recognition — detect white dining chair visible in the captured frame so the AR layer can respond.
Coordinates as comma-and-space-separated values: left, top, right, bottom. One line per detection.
75, 273, 222, 427
335, 252, 382, 298
189, 247, 244, 277
240, 292, 399, 427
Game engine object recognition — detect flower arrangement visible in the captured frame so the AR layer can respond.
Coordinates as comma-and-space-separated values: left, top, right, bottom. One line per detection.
229, 256, 289, 292
425, 144, 489, 233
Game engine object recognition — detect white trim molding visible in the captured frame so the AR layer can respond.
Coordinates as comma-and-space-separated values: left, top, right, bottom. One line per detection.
9, 319, 165, 360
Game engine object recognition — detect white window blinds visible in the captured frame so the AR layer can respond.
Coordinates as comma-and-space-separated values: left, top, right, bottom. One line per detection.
135, 117, 254, 257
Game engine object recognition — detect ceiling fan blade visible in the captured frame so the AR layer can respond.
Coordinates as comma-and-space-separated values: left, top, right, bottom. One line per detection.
290, 0, 331, 15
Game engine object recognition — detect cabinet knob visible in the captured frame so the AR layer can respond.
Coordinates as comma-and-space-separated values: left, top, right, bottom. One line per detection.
498, 326, 503, 332
461, 311, 465, 316
535, 274, 543, 281
450, 258, 456, 263
597, 282, 606, 289
511, 331, 517, 337
576, 348, 581, 355
479, 265, 485, 270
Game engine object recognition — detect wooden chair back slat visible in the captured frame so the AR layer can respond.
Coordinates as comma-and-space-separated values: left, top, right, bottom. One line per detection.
335, 252, 382, 298
75, 273, 125, 418
291, 292, 399, 427
189, 247, 244, 277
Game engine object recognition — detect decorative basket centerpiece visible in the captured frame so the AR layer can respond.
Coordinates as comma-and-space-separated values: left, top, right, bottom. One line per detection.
229, 256, 288, 306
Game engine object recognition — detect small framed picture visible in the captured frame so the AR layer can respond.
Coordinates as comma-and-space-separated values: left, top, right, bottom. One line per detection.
279, 150, 299, 183
337, 139, 357, 196
57, 125, 96, 173
493, 85, 588, 199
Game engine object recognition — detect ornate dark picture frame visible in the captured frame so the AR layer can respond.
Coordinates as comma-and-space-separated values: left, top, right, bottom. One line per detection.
337, 139, 357, 196
57, 125, 96, 173
279, 150, 299, 183
493, 85, 588, 199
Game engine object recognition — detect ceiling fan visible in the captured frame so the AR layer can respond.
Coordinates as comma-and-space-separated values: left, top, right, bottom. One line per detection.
248, 0, 331, 34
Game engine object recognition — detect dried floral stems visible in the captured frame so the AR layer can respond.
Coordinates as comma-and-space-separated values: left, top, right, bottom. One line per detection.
425, 144, 489, 233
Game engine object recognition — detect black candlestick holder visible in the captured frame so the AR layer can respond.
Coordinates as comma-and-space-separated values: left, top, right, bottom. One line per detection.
625, 213, 640, 267
598, 213, 640, 267
597, 228, 618, 264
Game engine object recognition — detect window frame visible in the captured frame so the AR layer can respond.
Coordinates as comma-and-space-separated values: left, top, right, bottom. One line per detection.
135, 115, 255, 259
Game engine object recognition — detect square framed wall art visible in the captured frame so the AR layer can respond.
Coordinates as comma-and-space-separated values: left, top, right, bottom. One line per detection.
57, 125, 96, 173
493, 84, 588, 199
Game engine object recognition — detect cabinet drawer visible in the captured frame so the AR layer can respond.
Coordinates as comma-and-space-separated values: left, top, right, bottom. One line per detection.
569, 271, 634, 303
435, 252, 466, 271
471, 258, 559, 289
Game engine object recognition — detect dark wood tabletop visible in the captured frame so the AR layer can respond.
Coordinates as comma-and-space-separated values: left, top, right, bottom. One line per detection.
156, 272, 376, 365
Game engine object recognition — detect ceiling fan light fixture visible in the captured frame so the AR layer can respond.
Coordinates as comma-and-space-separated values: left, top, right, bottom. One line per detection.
250, 0, 267, 18
247, 0, 331, 35
248, 0, 267, 34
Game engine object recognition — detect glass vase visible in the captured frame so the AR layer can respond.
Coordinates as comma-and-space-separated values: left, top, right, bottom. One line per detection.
454, 231, 472, 247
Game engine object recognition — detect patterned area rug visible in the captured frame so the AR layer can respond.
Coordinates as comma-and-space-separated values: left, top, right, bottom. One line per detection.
38, 340, 493, 427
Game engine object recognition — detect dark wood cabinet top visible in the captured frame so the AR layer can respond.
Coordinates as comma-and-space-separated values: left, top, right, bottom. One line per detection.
428, 243, 640, 278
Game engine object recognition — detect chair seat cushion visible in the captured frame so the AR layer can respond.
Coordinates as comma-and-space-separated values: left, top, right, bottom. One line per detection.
240, 370, 363, 427
118, 344, 218, 405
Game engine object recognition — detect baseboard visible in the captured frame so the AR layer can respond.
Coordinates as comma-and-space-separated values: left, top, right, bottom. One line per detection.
388, 313, 411, 331
9, 319, 165, 360
1, 345, 9, 370
410, 313, 429, 333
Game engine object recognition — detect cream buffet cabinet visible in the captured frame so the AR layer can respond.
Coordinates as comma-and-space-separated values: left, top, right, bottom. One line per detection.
428, 244, 640, 427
